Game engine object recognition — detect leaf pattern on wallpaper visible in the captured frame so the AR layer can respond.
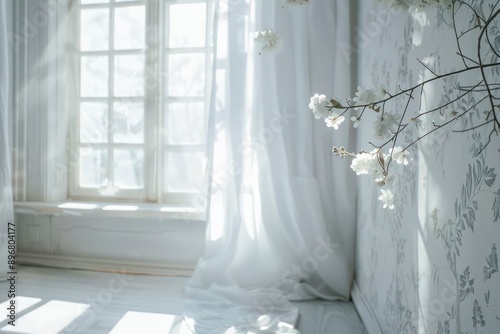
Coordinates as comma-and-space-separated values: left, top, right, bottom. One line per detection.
488, 22, 500, 77
455, 156, 496, 233
384, 278, 417, 334
493, 189, 500, 223
484, 243, 499, 280
469, 132, 485, 159
433, 145, 497, 333
459, 94, 482, 133
465, 1, 487, 30
472, 299, 486, 329
437, 320, 451, 334
401, 18, 415, 85
436, 7, 453, 29
459, 266, 475, 302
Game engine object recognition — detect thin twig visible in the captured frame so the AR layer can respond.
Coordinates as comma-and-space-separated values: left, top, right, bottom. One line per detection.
477, 8, 500, 129
414, 81, 484, 119
489, 0, 500, 21
403, 94, 489, 152
418, 59, 438, 76
456, 0, 487, 23
457, 25, 480, 39
385, 90, 414, 177
476, 128, 498, 157
453, 119, 495, 133
485, 26, 500, 59
457, 86, 500, 92
456, 52, 479, 65
332, 63, 500, 110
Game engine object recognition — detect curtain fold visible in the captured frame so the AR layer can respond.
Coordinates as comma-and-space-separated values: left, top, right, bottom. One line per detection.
184, 1, 356, 332
0, 0, 14, 277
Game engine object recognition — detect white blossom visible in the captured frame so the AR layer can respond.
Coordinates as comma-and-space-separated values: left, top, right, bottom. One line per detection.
373, 112, 400, 140
254, 29, 283, 54
350, 150, 386, 182
309, 94, 329, 119
378, 189, 395, 210
352, 86, 386, 107
388, 146, 412, 165
351, 116, 361, 128
325, 112, 346, 130
332, 146, 349, 158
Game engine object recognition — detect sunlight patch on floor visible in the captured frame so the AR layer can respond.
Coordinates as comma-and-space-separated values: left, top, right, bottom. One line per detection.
110, 312, 193, 334
1, 300, 89, 334
110, 311, 178, 334
0, 296, 42, 323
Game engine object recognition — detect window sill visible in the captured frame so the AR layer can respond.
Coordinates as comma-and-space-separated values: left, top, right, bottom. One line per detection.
14, 201, 206, 222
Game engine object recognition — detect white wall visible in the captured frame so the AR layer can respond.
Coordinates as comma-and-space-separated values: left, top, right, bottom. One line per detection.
352, 2, 500, 333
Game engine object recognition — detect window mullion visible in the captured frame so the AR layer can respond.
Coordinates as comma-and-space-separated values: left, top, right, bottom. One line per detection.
145, 0, 161, 202
69, 1, 81, 200
161, 0, 171, 203
108, 2, 115, 190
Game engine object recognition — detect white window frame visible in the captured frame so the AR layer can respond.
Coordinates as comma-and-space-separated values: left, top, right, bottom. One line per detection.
66, 0, 213, 207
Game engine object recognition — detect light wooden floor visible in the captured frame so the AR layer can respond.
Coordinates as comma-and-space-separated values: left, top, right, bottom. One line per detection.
0, 266, 366, 334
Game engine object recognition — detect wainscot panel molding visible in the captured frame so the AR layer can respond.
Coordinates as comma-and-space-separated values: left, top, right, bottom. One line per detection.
15, 212, 206, 276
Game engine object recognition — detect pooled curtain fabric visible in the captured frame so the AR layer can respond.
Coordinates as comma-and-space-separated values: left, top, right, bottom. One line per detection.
183, 1, 356, 332
0, 0, 14, 276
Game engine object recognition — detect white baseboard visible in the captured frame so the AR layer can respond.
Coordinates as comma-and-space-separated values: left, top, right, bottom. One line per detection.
17, 253, 195, 277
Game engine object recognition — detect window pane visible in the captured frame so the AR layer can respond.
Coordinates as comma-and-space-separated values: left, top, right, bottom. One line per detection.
114, 54, 145, 97
113, 102, 144, 143
165, 151, 206, 192
169, 3, 207, 48
167, 102, 205, 145
114, 6, 145, 50
80, 102, 108, 143
168, 53, 205, 97
79, 148, 108, 188
81, 56, 109, 97
80, 9, 109, 51
114, 149, 144, 189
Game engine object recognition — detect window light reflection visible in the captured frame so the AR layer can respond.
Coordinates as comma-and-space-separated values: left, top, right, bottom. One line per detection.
58, 203, 98, 210
102, 205, 138, 211
160, 207, 198, 213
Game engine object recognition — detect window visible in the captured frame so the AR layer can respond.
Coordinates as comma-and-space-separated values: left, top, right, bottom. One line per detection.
69, 0, 213, 206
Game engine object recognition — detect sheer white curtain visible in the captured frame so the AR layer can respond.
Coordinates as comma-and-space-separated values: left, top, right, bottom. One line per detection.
0, 0, 14, 277
184, 0, 356, 333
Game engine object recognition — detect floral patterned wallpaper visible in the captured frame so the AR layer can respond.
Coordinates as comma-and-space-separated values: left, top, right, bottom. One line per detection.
353, 1, 500, 333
